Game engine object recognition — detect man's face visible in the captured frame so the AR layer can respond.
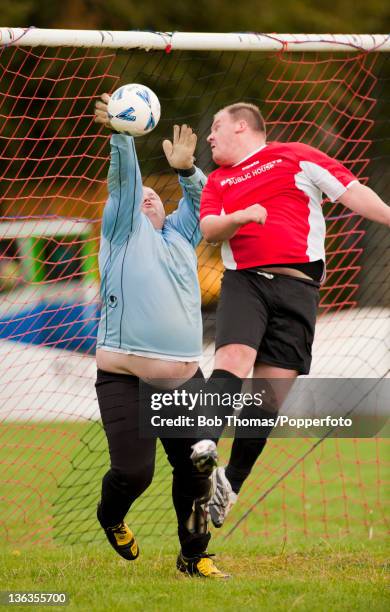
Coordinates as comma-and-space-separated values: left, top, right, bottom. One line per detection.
141, 187, 166, 230
207, 110, 241, 166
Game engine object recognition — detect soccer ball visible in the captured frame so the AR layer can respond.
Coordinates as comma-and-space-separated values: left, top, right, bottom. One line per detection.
107, 84, 161, 137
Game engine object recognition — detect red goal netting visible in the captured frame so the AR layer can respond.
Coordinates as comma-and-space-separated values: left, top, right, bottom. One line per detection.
0, 38, 388, 546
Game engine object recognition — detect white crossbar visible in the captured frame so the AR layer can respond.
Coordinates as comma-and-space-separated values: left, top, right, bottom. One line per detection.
0, 29, 389, 52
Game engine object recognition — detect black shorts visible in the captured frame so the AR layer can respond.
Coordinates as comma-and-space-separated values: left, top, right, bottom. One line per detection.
215, 269, 320, 375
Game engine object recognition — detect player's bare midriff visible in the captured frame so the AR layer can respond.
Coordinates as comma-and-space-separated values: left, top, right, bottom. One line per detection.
96, 348, 199, 387
259, 266, 312, 280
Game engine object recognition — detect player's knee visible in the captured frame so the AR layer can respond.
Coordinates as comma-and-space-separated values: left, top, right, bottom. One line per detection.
109, 463, 155, 496
125, 464, 154, 493
215, 344, 256, 377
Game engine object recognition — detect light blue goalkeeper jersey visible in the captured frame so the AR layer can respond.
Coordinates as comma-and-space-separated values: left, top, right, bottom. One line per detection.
96, 133, 206, 361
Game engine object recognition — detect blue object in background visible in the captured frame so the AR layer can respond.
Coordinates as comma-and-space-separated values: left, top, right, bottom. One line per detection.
0, 302, 101, 354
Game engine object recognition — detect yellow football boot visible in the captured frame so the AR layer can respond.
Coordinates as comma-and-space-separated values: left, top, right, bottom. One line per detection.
97, 503, 139, 561
177, 552, 230, 579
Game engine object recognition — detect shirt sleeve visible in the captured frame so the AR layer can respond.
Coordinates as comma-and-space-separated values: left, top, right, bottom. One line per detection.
165, 167, 207, 248
200, 173, 223, 220
101, 133, 143, 245
297, 143, 359, 202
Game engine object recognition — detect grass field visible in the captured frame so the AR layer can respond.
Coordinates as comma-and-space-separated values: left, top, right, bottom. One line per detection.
1, 541, 388, 611
0, 421, 389, 610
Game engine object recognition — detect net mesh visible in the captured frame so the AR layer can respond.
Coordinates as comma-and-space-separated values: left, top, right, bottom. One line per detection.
0, 42, 388, 546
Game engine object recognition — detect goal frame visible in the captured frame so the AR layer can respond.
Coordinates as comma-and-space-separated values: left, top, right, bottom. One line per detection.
1, 28, 390, 52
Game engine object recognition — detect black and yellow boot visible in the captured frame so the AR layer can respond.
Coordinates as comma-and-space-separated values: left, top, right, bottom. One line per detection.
97, 503, 139, 561
177, 552, 230, 579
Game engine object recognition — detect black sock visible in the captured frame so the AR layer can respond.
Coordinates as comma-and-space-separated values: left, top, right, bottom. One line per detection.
209, 368, 243, 386
196, 369, 243, 440
225, 437, 268, 494
225, 385, 277, 494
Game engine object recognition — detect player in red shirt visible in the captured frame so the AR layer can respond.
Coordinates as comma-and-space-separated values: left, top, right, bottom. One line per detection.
199, 102, 390, 527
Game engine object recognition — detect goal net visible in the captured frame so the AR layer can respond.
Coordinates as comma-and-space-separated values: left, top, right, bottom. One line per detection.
0, 30, 388, 546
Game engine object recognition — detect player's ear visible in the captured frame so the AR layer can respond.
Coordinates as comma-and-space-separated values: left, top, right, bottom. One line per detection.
235, 119, 248, 133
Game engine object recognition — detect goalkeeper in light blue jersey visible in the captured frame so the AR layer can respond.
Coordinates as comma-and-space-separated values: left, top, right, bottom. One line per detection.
93, 94, 228, 579
96, 131, 203, 362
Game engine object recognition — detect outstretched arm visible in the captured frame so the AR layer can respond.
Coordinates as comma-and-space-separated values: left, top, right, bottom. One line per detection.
294, 143, 390, 228
338, 182, 390, 227
95, 94, 143, 245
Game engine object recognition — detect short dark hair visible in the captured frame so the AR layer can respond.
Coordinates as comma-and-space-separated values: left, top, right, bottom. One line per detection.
224, 103, 266, 134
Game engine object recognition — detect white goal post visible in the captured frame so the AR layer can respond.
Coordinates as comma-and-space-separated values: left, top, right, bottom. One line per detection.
0, 28, 390, 52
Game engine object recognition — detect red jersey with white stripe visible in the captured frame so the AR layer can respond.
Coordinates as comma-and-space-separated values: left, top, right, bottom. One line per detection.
200, 142, 358, 270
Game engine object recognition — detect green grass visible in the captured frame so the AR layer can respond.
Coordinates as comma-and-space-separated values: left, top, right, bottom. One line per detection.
1, 541, 388, 611
0, 422, 389, 610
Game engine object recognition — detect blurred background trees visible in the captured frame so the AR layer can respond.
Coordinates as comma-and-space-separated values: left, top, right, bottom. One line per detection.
2, 0, 390, 33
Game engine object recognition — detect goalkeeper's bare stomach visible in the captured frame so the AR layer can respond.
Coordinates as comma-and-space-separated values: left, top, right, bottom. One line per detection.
96, 348, 199, 388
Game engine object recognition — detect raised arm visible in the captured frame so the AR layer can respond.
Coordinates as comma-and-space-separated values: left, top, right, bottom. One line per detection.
163, 124, 206, 247
167, 167, 207, 247
95, 94, 143, 245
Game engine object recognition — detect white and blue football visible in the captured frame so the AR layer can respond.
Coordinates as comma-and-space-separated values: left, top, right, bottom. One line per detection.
107, 83, 161, 137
